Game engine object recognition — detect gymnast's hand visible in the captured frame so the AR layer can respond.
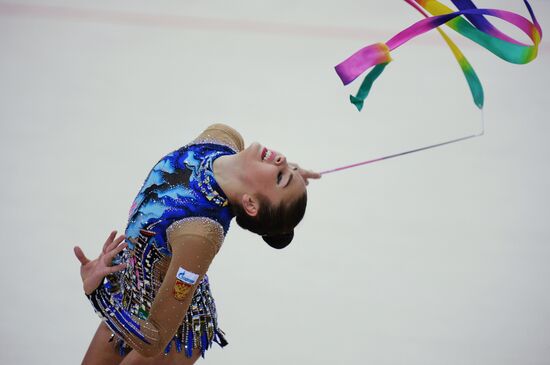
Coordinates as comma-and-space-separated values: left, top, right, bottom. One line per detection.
289, 163, 321, 185
74, 231, 128, 295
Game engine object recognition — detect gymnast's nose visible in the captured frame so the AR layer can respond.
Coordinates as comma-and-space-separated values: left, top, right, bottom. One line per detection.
275, 154, 287, 166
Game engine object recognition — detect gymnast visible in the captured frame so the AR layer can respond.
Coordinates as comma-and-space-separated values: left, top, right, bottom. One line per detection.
74, 124, 320, 365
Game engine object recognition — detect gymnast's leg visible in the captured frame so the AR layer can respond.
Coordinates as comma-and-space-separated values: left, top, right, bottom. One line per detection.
81, 322, 124, 365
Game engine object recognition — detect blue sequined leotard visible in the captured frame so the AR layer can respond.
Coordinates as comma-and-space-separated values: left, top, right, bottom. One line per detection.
88, 137, 238, 357
126, 142, 235, 251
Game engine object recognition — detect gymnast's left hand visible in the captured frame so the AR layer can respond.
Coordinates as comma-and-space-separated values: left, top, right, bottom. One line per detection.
74, 230, 128, 295
289, 163, 321, 186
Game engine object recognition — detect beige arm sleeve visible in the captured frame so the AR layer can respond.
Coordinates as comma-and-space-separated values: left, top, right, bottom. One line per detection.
87, 218, 224, 358
193, 123, 245, 152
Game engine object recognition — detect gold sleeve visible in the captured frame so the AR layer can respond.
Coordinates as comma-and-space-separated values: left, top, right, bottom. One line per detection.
136, 217, 224, 355
193, 123, 245, 152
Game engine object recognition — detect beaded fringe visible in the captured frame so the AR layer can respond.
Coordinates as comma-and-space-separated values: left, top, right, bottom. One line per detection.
111, 276, 228, 358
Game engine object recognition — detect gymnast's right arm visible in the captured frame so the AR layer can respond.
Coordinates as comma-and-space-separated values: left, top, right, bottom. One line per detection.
78, 219, 223, 357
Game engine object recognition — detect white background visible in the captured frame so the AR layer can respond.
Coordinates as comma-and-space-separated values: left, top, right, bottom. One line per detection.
1, 1, 549, 364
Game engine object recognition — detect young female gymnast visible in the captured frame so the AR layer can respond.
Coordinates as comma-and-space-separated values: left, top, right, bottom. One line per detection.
74, 124, 320, 365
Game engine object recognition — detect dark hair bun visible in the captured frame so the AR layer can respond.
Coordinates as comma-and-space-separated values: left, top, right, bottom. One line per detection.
262, 231, 294, 249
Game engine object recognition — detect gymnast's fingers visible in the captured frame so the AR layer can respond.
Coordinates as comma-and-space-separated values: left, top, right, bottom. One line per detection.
106, 233, 125, 253
106, 242, 127, 262
106, 263, 127, 275
303, 169, 321, 179
102, 230, 117, 253
74, 246, 90, 266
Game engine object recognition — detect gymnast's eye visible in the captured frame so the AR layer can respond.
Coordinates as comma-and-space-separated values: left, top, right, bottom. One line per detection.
277, 171, 283, 184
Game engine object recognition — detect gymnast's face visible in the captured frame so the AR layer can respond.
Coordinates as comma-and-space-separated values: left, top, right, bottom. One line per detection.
240, 142, 306, 209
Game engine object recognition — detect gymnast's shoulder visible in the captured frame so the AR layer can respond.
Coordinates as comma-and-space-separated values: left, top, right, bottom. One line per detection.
193, 123, 245, 152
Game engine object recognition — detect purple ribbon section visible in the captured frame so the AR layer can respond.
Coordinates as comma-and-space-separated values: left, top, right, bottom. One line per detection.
335, 43, 391, 85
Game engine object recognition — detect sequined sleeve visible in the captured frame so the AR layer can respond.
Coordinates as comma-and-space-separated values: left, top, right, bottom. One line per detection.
193, 123, 245, 152
165, 216, 225, 255
87, 217, 224, 357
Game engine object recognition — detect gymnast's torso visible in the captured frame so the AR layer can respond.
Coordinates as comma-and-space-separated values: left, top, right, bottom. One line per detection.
100, 124, 244, 356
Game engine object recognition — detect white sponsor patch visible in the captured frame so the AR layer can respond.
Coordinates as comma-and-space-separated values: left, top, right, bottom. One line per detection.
176, 267, 199, 285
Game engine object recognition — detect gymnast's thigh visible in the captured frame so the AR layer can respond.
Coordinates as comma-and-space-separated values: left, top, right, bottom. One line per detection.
82, 322, 124, 365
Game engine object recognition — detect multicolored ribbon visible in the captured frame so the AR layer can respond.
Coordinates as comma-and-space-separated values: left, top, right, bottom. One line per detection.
321, 1, 541, 175
335, 0, 542, 111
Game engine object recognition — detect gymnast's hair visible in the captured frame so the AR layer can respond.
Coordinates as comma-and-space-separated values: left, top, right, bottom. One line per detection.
232, 191, 307, 248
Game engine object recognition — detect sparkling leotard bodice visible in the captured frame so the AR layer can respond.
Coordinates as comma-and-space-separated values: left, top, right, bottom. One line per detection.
126, 142, 235, 249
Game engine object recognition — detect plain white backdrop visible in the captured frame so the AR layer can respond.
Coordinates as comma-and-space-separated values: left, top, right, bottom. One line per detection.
1, 1, 549, 364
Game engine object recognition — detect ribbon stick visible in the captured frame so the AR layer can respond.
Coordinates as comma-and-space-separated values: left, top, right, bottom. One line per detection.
335, 0, 542, 111
320, 110, 485, 175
